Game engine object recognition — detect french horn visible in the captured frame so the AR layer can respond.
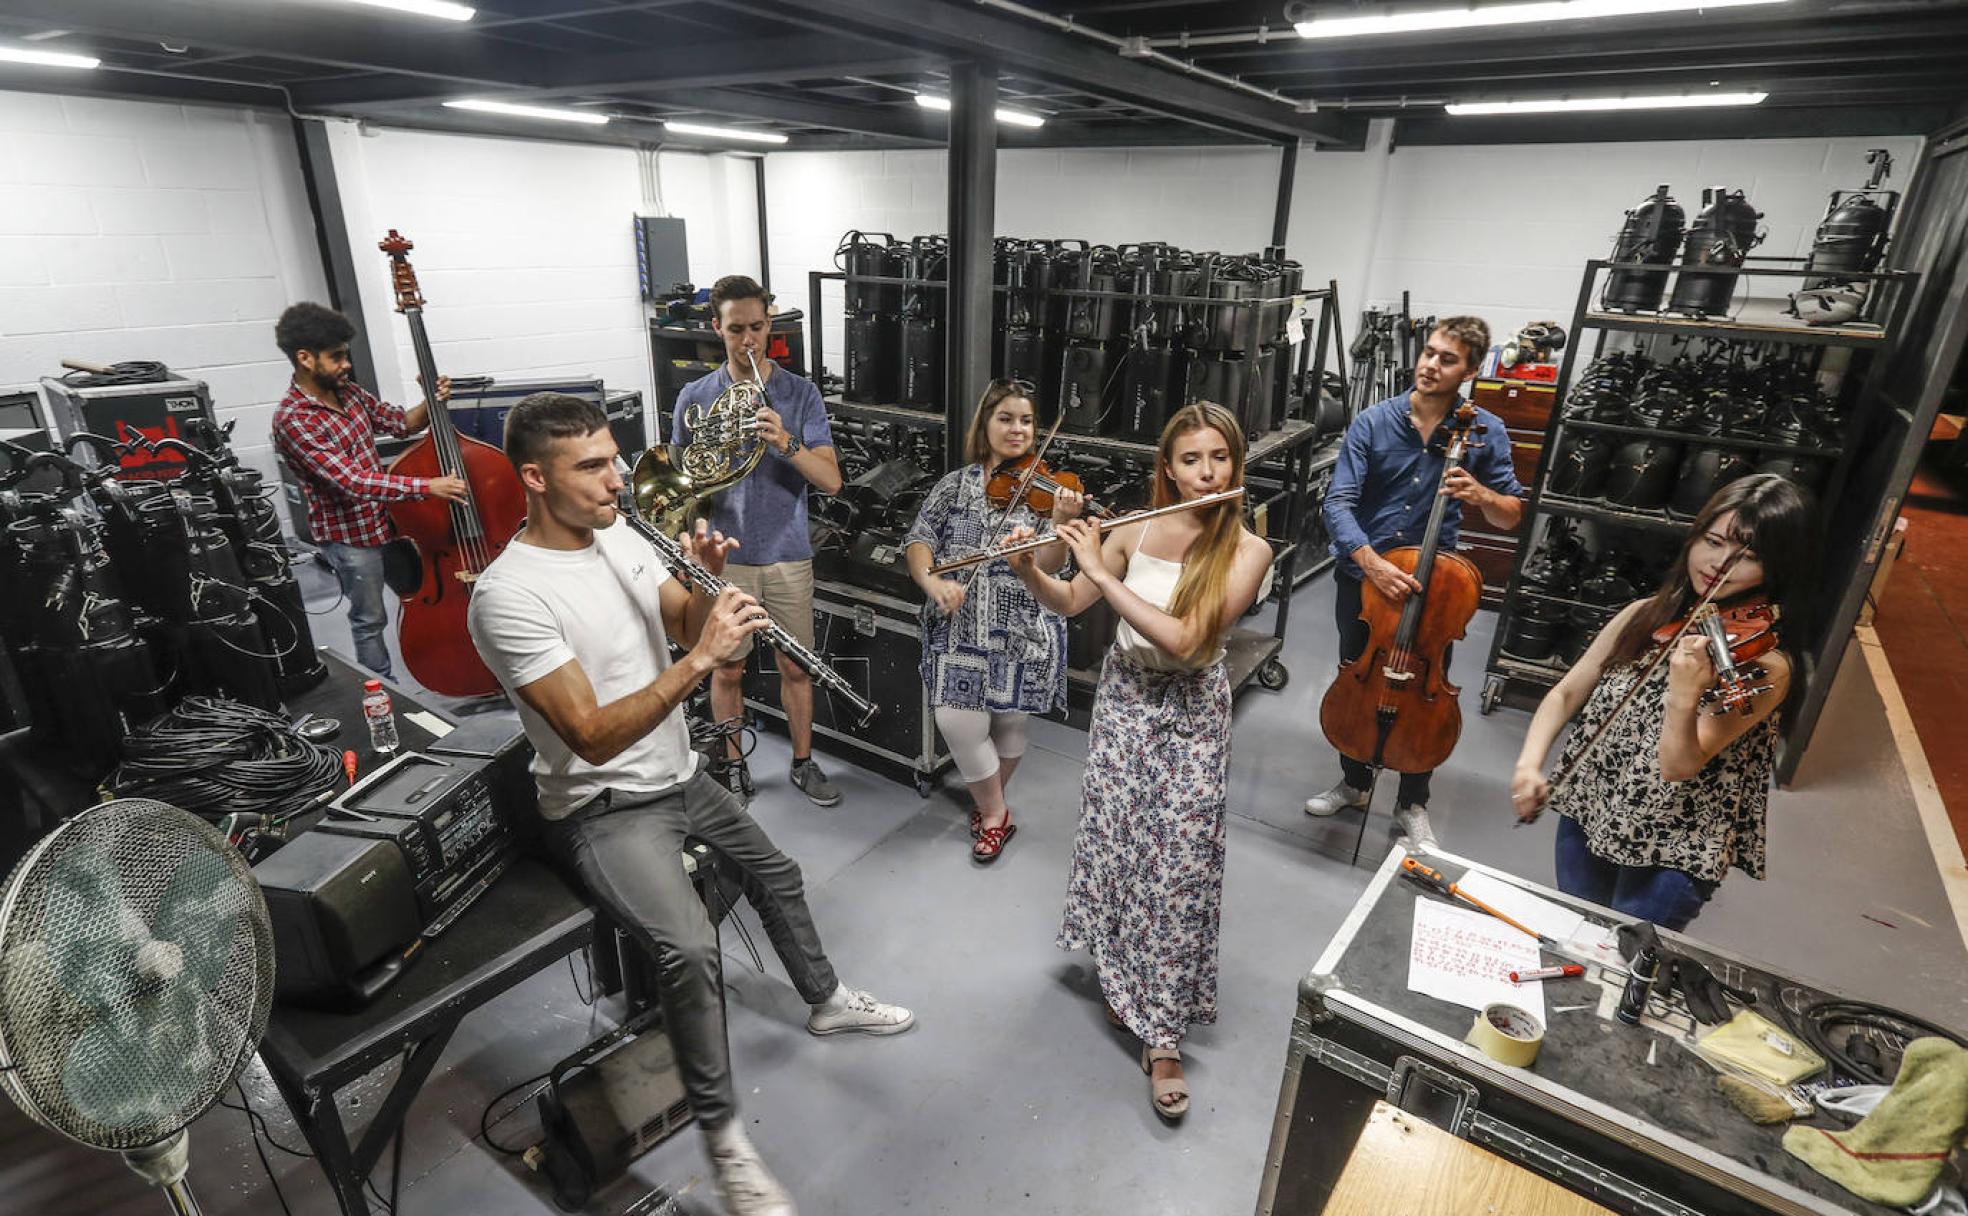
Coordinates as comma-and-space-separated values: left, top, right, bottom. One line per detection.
632, 348, 773, 536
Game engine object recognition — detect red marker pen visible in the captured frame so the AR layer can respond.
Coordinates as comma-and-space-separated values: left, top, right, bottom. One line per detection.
1510, 964, 1585, 983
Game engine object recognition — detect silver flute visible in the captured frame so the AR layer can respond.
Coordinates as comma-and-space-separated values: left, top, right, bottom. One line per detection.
614, 496, 879, 727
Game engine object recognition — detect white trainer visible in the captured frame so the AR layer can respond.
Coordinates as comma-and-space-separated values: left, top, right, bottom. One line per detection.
806, 987, 916, 1037
1394, 803, 1438, 849
707, 1128, 796, 1216
1303, 780, 1371, 818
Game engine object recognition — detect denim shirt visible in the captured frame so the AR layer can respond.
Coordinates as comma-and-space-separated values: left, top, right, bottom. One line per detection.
1324, 392, 1522, 579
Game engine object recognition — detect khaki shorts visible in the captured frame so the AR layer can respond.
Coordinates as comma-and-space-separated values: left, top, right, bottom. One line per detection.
719, 559, 816, 659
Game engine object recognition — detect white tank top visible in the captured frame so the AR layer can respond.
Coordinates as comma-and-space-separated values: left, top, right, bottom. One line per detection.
1113, 522, 1227, 671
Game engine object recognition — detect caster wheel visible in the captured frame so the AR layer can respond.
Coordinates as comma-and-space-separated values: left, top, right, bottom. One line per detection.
914, 773, 934, 798
1480, 676, 1504, 715
1256, 658, 1289, 691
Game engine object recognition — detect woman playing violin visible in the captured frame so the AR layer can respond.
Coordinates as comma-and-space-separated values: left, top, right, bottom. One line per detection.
903, 379, 1084, 863
1511, 474, 1815, 931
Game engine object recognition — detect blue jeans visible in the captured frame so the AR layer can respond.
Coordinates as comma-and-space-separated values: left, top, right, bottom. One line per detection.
1554, 815, 1716, 932
318, 541, 392, 678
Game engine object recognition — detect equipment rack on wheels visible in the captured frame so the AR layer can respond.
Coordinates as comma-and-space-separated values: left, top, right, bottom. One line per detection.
1478, 258, 1917, 781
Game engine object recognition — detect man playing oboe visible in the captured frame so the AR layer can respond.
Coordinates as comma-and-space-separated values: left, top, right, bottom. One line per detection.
466, 392, 913, 1216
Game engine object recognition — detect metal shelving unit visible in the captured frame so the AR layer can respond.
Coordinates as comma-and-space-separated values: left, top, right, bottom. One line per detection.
803, 259, 1348, 723
1479, 257, 1918, 780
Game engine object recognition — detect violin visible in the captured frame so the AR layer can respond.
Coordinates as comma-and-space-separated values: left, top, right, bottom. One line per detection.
985, 453, 1110, 518
1653, 598, 1781, 715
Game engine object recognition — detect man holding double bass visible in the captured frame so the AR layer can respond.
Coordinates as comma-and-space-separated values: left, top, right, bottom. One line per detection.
1306, 316, 1524, 847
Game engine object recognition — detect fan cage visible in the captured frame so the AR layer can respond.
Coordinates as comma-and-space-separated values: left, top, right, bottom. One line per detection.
0, 798, 274, 1150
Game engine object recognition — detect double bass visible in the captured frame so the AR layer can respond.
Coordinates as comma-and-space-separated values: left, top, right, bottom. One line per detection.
1319, 402, 1486, 776
379, 230, 525, 698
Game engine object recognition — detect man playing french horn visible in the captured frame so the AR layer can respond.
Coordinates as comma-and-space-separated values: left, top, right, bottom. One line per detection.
672, 275, 845, 807
466, 392, 913, 1216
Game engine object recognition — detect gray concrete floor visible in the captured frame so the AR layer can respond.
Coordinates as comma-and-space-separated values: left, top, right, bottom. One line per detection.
19, 554, 1964, 1216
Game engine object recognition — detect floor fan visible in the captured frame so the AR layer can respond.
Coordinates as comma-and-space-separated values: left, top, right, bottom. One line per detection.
0, 798, 275, 1214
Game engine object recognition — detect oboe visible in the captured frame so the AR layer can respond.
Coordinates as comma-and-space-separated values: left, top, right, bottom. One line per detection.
614, 501, 880, 727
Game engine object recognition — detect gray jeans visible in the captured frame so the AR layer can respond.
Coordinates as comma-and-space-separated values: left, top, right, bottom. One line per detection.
540, 770, 838, 1128
318, 540, 391, 678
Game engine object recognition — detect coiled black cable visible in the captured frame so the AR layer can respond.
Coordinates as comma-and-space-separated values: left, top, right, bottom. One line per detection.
1786, 997, 1968, 1086
104, 695, 341, 823
57, 360, 172, 388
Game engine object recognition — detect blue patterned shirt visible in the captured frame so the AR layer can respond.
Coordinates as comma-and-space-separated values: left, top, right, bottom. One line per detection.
903, 465, 1066, 714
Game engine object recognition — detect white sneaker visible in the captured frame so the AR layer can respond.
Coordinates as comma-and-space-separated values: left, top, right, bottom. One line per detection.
1304, 780, 1371, 818
706, 1128, 796, 1216
1394, 803, 1438, 849
806, 987, 916, 1036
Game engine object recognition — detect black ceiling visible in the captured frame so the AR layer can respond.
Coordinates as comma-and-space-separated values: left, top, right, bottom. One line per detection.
2, 0, 1963, 150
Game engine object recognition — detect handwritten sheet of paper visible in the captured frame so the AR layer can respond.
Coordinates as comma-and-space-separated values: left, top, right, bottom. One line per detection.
1454, 871, 1586, 943
1408, 899, 1545, 1022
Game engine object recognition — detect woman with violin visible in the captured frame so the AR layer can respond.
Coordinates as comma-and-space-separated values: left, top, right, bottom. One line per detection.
903, 379, 1085, 862
1006, 401, 1273, 1123
1510, 474, 1814, 931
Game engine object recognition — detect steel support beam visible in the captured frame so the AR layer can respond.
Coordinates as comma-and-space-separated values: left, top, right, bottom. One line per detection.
631, 86, 946, 143
945, 62, 998, 471
0, 64, 284, 109
715, 0, 1356, 145
291, 120, 379, 389
290, 35, 935, 109
1271, 141, 1298, 253
1392, 101, 1951, 146
755, 157, 772, 294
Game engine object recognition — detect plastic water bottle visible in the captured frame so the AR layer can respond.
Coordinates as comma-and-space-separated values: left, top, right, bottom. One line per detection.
362, 679, 400, 756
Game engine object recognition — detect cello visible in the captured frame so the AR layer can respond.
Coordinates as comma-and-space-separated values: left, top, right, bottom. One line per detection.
379, 230, 526, 698
1318, 401, 1486, 777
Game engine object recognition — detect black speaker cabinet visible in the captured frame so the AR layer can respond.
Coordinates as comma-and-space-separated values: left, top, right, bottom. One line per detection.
844, 313, 898, 404
1002, 326, 1046, 393
40, 373, 219, 482
254, 831, 423, 1007
739, 577, 949, 790
897, 316, 941, 408
1120, 345, 1180, 443
1059, 340, 1113, 435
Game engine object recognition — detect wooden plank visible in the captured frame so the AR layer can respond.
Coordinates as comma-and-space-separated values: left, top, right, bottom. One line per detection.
1322, 1101, 1616, 1216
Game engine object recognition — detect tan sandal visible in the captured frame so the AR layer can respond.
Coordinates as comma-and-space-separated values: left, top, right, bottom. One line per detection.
1141, 1046, 1189, 1121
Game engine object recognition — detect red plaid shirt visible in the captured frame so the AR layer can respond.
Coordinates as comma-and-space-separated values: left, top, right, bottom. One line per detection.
273, 378, 428, 548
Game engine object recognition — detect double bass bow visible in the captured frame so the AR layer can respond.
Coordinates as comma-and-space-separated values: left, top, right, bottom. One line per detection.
1318, 401, 1486, 779
379, 230, 526, 698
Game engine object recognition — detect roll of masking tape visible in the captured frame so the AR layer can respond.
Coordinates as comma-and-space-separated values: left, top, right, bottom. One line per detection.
1465, 1002, 1544, 1067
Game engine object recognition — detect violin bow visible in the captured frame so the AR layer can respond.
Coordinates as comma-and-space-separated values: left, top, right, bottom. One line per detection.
956, 408, 1069, 590
1531, 546, 1750, 814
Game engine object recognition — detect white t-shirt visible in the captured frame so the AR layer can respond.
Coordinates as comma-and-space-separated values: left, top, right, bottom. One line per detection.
467, 519, 697, 819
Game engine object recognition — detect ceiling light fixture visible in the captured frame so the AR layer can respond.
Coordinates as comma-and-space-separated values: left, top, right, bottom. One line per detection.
913, 94, 1048, 128
1296, 0, 1785, 40
0, 44, 101, 70
661, 121, 790, 145
444, 99, 609, 124
1445, 91, 1770, 115
342, 0, 477, 21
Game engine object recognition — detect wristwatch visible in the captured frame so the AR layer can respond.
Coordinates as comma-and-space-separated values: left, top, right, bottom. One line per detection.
779, 431, 803, 458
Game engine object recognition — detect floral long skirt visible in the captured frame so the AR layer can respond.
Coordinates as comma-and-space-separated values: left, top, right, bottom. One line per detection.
1056, 646, 1231, 1050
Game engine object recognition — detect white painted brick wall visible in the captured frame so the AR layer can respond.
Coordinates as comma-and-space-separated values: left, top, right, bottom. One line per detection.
324, 124, 759, 439
1360, 133, 1927, 345
0, 90, 328, 488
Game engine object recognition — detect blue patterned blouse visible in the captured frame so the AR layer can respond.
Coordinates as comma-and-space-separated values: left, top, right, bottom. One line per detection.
903, 465, 1067, 714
